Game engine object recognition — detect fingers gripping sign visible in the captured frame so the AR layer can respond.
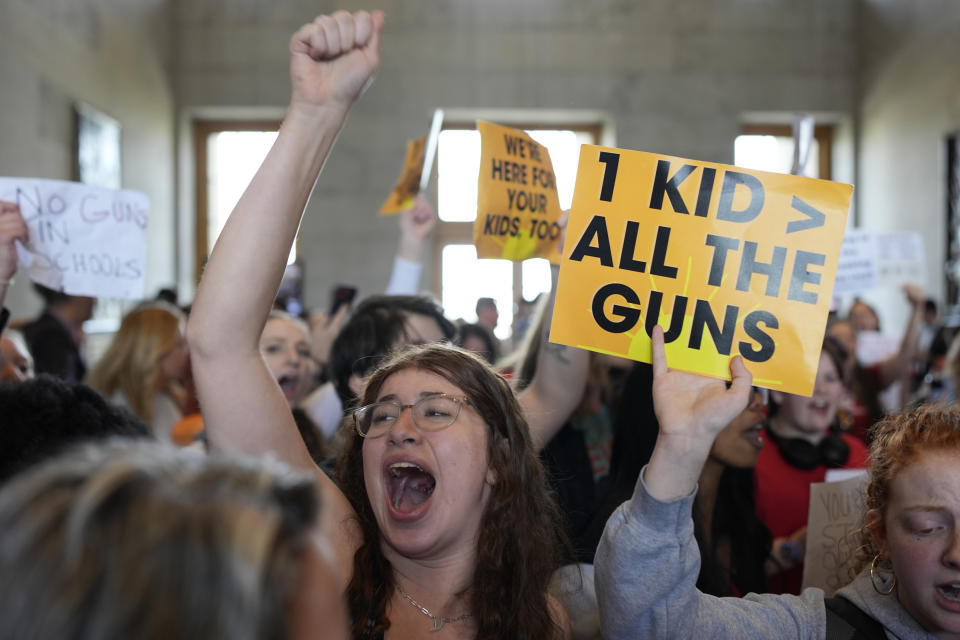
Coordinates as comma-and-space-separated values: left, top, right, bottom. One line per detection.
289, 10, 384, 112
651, 325, 753, 442
0, 201, 29, 284
646, 325, 753, 501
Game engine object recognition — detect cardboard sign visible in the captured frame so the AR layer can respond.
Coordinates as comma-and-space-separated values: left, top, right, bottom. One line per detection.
380, 136, 426, 215
802, 472, 868, 595
833, 228, 878, 297
834, 229, 924, 297
474, 121, 563, 263
0, 177, 148, 299
550, 146, 853, 395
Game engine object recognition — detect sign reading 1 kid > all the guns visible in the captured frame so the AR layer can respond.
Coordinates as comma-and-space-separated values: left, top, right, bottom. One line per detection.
550, 146, 852, 396
474, 121, 563, 263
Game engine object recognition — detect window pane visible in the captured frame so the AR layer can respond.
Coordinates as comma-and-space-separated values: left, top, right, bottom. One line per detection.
526, 129, 589, 210
438, 130, 481, 222
438, 127, 590, 221
521, 258, 552, 301
734, 134, 819, 178
208, 130, 296, 264
441, 244, 514, 340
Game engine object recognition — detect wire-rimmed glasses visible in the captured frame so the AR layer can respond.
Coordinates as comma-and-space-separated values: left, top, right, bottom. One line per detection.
353, 393, 470, 438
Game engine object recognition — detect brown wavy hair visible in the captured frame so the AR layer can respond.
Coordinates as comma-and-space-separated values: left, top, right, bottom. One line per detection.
856, 405, 960, 571
335, 343, 569, 639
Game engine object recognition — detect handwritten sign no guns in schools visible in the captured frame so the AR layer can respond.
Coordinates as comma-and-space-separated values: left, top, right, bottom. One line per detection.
550, 146, 852, 396
0, 177, 149, 299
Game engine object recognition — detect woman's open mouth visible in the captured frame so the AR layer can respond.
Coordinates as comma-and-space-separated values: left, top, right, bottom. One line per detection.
740, 423, 764, 450
277, 374, 300, 400
386, 461, 436, 518
936, 582, 960, 610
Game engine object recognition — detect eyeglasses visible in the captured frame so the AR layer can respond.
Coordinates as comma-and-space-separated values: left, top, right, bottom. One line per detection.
353, 394, 470, 438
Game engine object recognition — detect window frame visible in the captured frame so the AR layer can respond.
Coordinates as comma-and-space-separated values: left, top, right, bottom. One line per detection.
192, 119, 282, 284
738, 123, 834, 180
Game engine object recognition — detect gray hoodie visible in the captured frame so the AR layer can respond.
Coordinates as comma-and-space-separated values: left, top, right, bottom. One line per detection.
594, 468, 937, 639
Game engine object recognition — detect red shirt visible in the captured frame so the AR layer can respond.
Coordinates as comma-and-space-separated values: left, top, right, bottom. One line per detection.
753, 428, 869, 593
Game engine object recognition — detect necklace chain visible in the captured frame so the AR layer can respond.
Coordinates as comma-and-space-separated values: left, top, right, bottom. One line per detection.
396, 584, 472, 633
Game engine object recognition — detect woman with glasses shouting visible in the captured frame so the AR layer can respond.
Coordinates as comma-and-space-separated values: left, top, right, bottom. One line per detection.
187, 10, 572, 640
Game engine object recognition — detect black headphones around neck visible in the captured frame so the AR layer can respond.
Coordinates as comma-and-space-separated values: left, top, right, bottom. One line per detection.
764, 424, 850, 471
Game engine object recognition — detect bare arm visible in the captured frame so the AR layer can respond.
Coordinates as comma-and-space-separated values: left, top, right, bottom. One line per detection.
186, 10, 383, 581
385, 195, 435, 294
875, 283, 925, 389
519, 263, 590, 452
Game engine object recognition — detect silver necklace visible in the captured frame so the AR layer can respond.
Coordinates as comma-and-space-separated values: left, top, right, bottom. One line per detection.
396, 584, 473, 632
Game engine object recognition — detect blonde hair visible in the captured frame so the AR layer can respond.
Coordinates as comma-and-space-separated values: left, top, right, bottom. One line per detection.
86, 302, 186, 423
0, 440, 320, 640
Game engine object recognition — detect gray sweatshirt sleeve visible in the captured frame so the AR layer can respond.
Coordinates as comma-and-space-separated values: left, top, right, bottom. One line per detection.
595, 466, 828, 640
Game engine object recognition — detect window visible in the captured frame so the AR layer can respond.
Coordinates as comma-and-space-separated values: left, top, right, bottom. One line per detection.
734, 124, 833, 179
193, 120, 290, 283
434, 122, 600, 340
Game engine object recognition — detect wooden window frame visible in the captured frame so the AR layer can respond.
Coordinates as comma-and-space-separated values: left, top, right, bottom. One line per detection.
739, 123, 834, 180
192, 119, 281, 284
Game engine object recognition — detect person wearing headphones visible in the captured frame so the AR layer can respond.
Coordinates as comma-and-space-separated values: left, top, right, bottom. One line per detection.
755, 336, 869, 594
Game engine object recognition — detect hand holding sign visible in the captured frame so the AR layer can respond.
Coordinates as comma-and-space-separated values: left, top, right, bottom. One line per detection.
645, 325, 753, 502
651, 326, 753, 445
0, 201, 28, 285
397, 194, 437, 262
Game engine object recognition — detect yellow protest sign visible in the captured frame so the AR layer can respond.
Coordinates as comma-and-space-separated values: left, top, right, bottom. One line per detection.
474, 121, 563, 263
380, 136, 426, 215
550, 145, 852, 396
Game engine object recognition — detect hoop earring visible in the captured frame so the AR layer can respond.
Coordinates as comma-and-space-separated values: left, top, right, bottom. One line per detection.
870, 554, 896, 595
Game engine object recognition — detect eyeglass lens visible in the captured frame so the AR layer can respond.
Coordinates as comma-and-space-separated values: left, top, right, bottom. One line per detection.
359, 395, 462, 436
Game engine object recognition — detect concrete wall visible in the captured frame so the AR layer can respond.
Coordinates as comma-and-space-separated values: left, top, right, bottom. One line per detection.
855, 0, 960, 332
0, 0, 175, 320
173, 0, 857, 308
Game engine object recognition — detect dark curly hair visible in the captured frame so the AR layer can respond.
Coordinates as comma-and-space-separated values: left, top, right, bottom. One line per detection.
328, 295, 456, 407
334, 343, 569, 639
0, 375, 153, 484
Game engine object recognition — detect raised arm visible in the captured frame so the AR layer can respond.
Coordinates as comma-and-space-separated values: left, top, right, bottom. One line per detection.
519, 263, 590, 452
595, 329, 827, 639
385, 194, 436, 294
186, 11, 383, 573
644, 326, 752, 499
874, 283, 925, 390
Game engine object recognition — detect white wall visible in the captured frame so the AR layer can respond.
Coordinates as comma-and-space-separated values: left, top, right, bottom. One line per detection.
0, 0, 176, 321
856, 0, 960, 332
173, 0, 857, 308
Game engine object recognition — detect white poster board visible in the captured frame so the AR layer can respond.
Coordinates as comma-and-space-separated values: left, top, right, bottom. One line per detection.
0, 177, 148, 299
833, 228, 925, 298
802, 472, 868, 596
833, 228, 877, 297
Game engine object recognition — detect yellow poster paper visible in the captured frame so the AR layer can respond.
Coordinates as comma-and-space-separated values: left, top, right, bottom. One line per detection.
550, 145, 852, 396
380, 136, 426, 215
473, 121, 563, 263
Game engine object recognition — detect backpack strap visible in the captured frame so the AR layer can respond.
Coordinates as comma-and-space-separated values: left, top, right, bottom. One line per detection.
825, 595, 888, 640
